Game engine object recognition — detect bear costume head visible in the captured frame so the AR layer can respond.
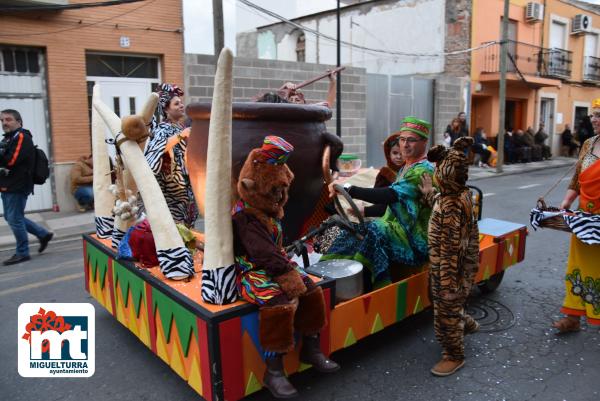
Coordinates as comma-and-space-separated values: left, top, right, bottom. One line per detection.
427, 136, 473, 195
237, 136, 295, 220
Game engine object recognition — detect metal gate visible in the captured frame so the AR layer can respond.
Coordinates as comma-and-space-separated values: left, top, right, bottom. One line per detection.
366, 74, 433, 168
0, 45, 53, 213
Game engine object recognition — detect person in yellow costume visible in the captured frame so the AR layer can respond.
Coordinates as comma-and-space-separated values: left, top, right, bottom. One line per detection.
555, 97, 600, 332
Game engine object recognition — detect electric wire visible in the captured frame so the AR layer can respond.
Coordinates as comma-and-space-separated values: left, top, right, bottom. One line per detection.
0, 0, 159, 37
237, 0, 499, 58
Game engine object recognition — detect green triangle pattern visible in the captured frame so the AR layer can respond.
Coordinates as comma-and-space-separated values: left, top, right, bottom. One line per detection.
152, 288, 198, 357
86, 243, 109, 289
371, 313, 384, 334
344, 327, 357, 347
245, 371, 262, 395
113, 261, 145, 317
483, 265, 490, 280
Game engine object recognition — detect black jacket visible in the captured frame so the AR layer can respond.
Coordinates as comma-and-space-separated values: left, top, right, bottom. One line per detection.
0, 128, 35, 194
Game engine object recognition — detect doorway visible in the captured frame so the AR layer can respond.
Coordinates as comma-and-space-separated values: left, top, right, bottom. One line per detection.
574, 106, 589, 132
505, 100, 524, 131
540, 97, 555, 148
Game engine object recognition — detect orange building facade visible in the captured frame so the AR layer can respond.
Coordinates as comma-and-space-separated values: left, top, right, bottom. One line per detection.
0, 0, 184, 212
470, 0, 600, 156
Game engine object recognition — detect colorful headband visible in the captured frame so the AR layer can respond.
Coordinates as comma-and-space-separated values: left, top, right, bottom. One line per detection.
258, 136, 294, 165
157, 83, 184, 117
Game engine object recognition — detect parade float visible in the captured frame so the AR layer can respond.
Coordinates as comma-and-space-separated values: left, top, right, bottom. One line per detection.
82, 49, 527, 401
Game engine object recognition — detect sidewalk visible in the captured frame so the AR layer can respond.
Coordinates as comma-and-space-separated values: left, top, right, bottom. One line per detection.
0, 156, 576, 252
468, 155, 575, 181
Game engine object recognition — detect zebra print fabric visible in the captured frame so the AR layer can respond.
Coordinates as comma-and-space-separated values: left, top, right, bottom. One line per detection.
530, 208, 600, 245
201, 265, 238, 305
144, 121, 198, 226
564, 212, 600, 245
157, 247, 194, 280
95, 216, 114, 239
112, 227, 125, 249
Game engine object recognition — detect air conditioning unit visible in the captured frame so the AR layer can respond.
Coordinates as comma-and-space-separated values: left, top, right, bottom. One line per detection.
572, 14, 592, 34
525, 2, 544, 23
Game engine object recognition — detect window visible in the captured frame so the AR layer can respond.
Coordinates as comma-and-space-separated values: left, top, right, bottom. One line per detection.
296, 33, 306, 62
86, 54, 159, 78
0, 47, 41, 74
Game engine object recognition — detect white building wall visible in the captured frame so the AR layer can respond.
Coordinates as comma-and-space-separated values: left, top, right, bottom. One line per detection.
257, 0, 446, 75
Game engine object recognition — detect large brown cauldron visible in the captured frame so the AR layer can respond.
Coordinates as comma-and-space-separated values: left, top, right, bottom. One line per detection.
186, 102, 337, 244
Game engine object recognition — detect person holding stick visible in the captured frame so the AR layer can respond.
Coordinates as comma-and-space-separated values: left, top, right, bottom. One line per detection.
278, 67, 343, 108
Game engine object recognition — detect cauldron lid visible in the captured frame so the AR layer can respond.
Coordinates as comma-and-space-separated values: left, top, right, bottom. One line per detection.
186, 102, 332, 122
307, 259, 363, 279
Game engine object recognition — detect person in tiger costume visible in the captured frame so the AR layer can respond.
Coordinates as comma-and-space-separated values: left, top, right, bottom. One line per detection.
419, 136, 480, 376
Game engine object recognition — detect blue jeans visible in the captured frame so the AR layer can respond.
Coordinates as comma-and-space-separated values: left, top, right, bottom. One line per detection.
1, 192, 50, 257
74, 186, 94, 207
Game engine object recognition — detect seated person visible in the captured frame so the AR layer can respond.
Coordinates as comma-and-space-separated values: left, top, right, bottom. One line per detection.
561, 124, 579, 157
535, 122, 552, 160
321, 117, 434, 290
504, 129, 516, 164
525, 127, 543, 161
472, 128, 491, 167
70, 154, 94, 212
513, 129, 532, 163
361, 132, 405, 218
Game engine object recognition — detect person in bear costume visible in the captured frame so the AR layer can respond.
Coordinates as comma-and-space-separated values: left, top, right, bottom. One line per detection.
232, 136, 340, 398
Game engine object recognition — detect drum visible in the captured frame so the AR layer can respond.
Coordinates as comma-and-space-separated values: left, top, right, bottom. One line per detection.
306, 259, 363, 303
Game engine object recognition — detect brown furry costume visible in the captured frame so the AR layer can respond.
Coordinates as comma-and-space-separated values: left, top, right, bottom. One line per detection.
232, 136, 339, 398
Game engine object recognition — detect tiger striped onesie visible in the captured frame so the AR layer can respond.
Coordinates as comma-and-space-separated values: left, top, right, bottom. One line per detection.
423, 137, 479, 362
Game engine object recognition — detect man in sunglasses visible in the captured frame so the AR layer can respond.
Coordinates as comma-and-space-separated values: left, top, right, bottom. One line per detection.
321, 116, 434, 290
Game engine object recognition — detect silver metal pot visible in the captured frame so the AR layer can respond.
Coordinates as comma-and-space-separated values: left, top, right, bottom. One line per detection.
306, 259, 363, 303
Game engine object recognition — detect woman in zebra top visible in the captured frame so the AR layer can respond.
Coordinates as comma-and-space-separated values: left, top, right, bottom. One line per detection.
555, 98, 600, 333
144, 83, 197, 227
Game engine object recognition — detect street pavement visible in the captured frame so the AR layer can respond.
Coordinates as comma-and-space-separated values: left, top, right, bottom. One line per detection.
1, 161, 599, 401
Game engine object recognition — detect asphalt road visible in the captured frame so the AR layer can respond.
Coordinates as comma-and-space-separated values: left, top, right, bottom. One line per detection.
1, 166, 599, 401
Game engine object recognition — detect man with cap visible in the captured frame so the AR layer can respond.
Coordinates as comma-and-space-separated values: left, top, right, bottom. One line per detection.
321, 116, 434, 290
233, 136, 340, 399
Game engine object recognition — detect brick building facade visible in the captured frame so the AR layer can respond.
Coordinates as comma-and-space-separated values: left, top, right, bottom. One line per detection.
0, 0, 184, 212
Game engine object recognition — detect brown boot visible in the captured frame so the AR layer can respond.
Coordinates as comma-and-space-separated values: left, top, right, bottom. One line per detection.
300, 334, 340, 373
263, 354, 298, 398
430, 358, 465, 377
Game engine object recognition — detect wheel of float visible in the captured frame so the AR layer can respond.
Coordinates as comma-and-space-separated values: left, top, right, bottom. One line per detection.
477, 271, 505, 294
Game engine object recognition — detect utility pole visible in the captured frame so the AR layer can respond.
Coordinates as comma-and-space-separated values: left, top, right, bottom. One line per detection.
213, 0, 225, 57
336, 0, 342, 137
496, 0, 509, 173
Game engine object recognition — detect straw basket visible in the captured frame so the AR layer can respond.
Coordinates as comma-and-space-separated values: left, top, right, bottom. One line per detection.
536, 198, 572, 232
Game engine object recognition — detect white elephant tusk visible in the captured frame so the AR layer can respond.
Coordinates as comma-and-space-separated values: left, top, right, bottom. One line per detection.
201, 48, 238, 304
91, 85, 115, 238
93, 95, 194, 279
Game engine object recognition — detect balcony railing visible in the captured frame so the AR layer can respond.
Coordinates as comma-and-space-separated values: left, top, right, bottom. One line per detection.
583, 56, 600, 82
482, 40, 572, 79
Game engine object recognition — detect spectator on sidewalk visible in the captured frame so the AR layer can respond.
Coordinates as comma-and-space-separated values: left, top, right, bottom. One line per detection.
70, 155, 94, 212
504, 128, 516, 164
561, 124, 579, 157
513, 129, 532, 163
0, 109, 53, 266
524, 126, 543, 161
472, 127, 491, 167
445, 118, 465, 145
535, 122, 552, 160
